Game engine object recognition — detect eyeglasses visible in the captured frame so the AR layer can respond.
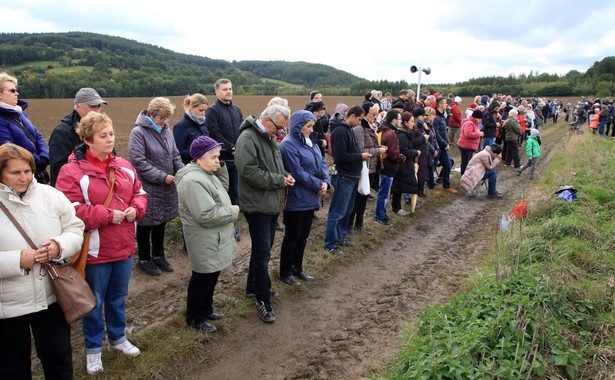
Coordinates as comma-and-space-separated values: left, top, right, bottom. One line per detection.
5, 88, 18, 93
269, 117, 285, 130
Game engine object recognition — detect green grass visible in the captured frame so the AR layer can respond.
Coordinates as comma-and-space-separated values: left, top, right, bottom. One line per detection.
383, 132, 615, 379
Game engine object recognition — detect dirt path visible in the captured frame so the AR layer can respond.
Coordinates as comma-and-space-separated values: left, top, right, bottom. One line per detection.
120, 124, 565, 380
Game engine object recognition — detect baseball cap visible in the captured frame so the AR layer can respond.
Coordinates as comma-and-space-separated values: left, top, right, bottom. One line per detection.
74, 88, 107, 106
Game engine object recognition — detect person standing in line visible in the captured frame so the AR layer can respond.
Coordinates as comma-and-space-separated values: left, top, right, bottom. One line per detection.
0, 143, 84, 380
457, 109, 484, 175
278, 110, 330, 286
173, 93, 209, 165
448, 96, 463, 144
55, 112, 147, 375
235, 104, 294, 323
49, 87, 107, 186
175, 136, 239, 333
0, 72, 50, 184
324, 106, 371, 254
380, 92, 393, 112
206, 78, 244, 241
129, 97, 184, 276
433, 97, 456, 193
482, 100, 500, 149
502, 109, 522, 168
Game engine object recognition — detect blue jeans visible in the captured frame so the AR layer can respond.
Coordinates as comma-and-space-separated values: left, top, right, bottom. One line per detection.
224, 160, 239, 205
482, 137, 495, 150
375, 174, 393, 220
324, 174, 358, 250
83, 257, 133, 354
244, 212, 278, 302
483, 169, 497, 194
436, 150, 452, 188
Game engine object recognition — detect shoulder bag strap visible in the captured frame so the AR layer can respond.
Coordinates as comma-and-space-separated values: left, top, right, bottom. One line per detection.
0, 201, 38, 249
104, 168, 116, 207
1, 115, 37, 145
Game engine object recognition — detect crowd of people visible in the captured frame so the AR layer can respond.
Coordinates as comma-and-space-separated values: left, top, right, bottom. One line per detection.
2, 68, 609, 377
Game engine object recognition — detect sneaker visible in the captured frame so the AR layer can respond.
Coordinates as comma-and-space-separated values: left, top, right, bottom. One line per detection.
517, 169, 522, 176
152, 256, 174, 272
255, 299, 275, 323
339, 240, 353, 247
245, 290, 280, 299
396, 209, 410, 216
375, 218, 393, 227
86, 353, 103, 375
111, 340, 140, 357
327, 247, 344, 255
443, 188, 458, 194
137, 260, 161, 276
487, 192, 504, 199
189, 321, 217, 333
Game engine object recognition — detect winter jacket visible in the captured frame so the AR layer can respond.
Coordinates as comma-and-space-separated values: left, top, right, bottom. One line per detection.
503, 117, 522, 142
128, 111, 184, 226
55, 145, 148, 265
0, 181, 84, 319
457, 117, 482, 151
280, 111, 331, 212
482, 102, 500, 138
175, 162, 238, 273
330, 118, 363, 179
377, 121, 404, 177
48, 110, 82, 187
449, 102, 462, 128
589, 110, 600, 130
173, 112, 209, 165
0, 100, 49, 176
433, 110, 450, 148
353, 118, 381, 174
525, 136, 541, 159
460, 145, 500, 192
205, 99, 243, 161
391, 129, 420, 194
235, 115, 288, 215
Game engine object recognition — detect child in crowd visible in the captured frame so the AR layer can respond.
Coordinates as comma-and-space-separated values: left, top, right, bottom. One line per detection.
518, 128, 541, 179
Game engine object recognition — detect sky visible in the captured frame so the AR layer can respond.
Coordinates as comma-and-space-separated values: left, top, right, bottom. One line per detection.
2, 0, 614, 85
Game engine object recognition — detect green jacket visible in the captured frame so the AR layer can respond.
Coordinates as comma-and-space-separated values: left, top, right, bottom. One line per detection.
174, 162, 238, 273
525, 136, 541, 159
235, 116, 288, 214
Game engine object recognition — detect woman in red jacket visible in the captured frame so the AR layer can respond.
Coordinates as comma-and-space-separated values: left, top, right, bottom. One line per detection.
457, 110, 484, 175
55, 112, 148, 375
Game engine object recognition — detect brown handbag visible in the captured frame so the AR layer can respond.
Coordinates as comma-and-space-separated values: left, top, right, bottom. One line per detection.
72, 168, 116, 278
0, 201, 96, 324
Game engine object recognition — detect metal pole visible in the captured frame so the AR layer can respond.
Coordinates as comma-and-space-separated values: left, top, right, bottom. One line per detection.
416, 66, 422, 98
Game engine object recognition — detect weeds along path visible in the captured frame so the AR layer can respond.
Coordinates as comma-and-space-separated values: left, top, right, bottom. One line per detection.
176, 125, 568, 380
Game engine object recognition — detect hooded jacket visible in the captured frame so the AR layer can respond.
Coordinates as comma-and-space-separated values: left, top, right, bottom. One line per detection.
482, 102, 500, 138
377, 121, 404, 177
449, 102, 462, 128
280, 111, 331, 212
0, 180, 84, 319
55, 145, 148, 265
457, 116, 482, 151
128, 111, 184, 226
235, 115, 288, 214
174, 162, 237, 273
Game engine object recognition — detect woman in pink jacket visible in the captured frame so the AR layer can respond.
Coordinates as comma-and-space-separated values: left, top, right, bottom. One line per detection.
457, 109, 484, 175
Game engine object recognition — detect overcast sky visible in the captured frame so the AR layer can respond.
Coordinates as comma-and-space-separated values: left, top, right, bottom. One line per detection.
2, 0, 614, 85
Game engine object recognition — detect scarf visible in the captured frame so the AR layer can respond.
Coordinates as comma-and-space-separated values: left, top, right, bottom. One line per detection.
0, 101, 23, 113
186, 110, 206, 125
145, 116, 163, 133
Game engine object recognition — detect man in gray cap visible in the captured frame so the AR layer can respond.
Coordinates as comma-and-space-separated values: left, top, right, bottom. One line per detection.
48, 88, 107, 186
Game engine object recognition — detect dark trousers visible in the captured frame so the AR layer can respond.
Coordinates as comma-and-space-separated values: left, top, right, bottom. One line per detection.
244, 212, 278, 302
348, 172, 377, 229
186, 271, 220, 325
137, 222, 166, 261
224, 160, 239, 205
0, 302, 72, 380
391, 192, 403, 212
504, 141, 521, 167
280, 210, 315, 277
458, 147, 475, 175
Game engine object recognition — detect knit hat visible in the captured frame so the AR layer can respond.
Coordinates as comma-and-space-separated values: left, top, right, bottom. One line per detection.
74, 88, 107, 105
530, 128, 540, 136
190, 136, 222, 161
412, 107, 425, 117
469, 103, 477, 109
306, 101, 326, 112
480, 95, 489, 105
471, 110, 483, 119
310, 91, 321, 101
454, 96, 462, 103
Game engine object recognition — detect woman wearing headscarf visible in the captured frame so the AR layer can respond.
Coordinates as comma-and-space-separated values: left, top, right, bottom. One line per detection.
175, 136, 239, 333
129, 97, 184, 276
278, 110, 331, 286
0, 143, 84, 379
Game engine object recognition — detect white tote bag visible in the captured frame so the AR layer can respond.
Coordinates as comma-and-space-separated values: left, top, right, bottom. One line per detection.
358, 161, 370, 195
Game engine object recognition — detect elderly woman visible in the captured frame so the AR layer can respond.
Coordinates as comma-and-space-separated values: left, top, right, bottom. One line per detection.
460, 144, 503, 199
0, 72, 50, 184
175, 136, 239, 333
502, 109, 522, 168
278, 110, 331, 286
173, 93, 210, 165
129, 97, 184, 276
55, 112, 147, 375
0, 143, 84, 379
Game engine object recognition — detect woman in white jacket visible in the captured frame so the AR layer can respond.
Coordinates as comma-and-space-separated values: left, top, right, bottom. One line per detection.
0, 143, 84, 379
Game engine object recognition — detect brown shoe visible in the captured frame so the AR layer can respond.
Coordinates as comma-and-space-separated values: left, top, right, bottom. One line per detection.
443, 188, 458, 194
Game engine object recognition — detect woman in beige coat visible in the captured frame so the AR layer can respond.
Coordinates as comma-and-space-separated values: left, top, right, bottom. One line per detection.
460, 144, 503, 199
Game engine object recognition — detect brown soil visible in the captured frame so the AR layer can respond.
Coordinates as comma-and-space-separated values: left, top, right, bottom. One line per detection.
26, 97, 569, 379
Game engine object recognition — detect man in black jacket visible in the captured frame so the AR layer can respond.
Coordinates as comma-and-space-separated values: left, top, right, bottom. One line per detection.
48, 87, 107, 186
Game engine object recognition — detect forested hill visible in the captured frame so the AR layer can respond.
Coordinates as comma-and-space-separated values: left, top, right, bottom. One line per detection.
0, 32, 362, 98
